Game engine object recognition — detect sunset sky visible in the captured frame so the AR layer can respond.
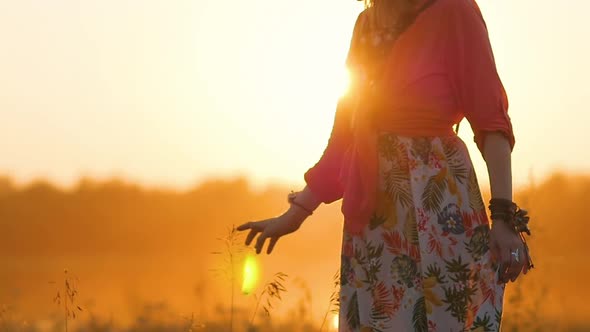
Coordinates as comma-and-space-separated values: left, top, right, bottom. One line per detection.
1, 0, 588, 191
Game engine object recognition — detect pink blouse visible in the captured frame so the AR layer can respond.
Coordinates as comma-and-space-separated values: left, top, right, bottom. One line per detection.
304, 0, 515, 235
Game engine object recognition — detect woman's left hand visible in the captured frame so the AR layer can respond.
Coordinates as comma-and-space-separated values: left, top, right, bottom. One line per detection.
489, 219, 528, 283
237, 207, 309, 255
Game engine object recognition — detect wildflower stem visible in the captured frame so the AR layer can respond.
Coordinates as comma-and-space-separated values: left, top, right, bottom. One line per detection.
230, 249, 234, 332
64, 276, 68, 332
249, 291, 263, 327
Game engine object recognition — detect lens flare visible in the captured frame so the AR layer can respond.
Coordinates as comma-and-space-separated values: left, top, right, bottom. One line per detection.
241, 254, 259, 295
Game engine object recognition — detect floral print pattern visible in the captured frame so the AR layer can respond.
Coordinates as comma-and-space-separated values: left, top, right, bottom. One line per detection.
339, 134, 504, 332
438, 203, 466, 235
391, 255, 419, 288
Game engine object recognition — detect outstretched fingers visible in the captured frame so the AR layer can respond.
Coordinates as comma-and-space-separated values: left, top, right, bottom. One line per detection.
237, 219, 281, 254
267, 237, 279, 254
245, 229, 259, 246
236, 222, 252, 232
238, 221, 267, 246
255, 231, 269, 254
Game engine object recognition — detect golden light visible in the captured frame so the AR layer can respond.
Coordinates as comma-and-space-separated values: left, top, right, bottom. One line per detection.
241, 254, 259, 295
332, 314, 339, 330
336, 66, 352, 98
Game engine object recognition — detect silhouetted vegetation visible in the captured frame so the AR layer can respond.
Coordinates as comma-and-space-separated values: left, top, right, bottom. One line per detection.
0, 173, 588, 331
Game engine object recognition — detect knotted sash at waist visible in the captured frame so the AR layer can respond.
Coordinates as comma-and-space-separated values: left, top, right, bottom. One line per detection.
338, 107, 457, 235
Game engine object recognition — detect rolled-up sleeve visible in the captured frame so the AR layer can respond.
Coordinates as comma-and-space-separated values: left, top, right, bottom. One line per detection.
447, 0, 515, 152
303, 12, 366, 203
304, 99, 353, 203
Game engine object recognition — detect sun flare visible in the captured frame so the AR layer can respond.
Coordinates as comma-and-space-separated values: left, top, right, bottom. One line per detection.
241, 254, 259, 295
336, 66, 352, 98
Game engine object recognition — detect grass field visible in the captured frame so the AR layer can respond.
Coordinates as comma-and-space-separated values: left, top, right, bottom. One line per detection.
0, 173, 588, 331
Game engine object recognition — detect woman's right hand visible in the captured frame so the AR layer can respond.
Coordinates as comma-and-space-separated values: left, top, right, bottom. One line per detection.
489, 219, 529, 283
237, 207, 309, 255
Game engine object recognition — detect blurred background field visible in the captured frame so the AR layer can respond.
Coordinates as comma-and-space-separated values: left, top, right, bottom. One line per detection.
1, 172, 589, 331
1, 0, 589, 331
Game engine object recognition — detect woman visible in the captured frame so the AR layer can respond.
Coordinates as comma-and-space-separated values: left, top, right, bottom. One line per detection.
238, 0, 532, 330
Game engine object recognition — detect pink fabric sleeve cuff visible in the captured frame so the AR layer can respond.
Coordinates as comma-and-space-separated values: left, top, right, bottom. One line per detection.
304, 11, 366, 204
303, 99, 353, 204
471, 88, 515, 152
447, 0, 516, 153
304, 156, 345, 204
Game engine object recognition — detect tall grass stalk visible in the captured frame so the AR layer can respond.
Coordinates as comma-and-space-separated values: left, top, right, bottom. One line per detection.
320, 270, 340, 332
210, 225, 246, 332
0, 304, 8, 330
52, 269, 83, 332
292, 277, 313, 325
249, 272, 288, 327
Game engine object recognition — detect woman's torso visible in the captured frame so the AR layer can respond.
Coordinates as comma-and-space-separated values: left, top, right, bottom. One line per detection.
352, 0, 463, 137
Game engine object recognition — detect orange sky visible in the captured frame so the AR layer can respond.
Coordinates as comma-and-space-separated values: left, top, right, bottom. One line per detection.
1, 0, 588, 190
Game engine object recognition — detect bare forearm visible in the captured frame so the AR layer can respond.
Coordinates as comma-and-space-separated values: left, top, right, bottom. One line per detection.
482, 132, 513, 201
284, 185, 322, 221
299, 185, 322, 209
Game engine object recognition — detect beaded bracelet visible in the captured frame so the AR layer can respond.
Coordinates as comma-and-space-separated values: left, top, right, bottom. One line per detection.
489, 198, 534, 270
488, 198, 531, 235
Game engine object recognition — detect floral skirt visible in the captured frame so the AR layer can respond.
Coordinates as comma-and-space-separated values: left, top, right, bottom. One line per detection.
339, 134, 505, 332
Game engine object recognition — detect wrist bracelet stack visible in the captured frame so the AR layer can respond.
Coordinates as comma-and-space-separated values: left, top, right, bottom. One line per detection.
288, 191, 313, 216
488, 198, 534, 270
488, 198, 531, 235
